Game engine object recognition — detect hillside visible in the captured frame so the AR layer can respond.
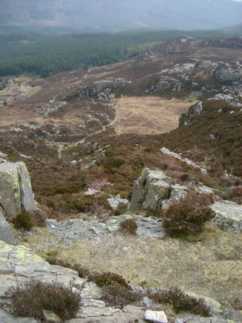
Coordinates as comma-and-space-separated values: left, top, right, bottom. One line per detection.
0, 35, 242, 322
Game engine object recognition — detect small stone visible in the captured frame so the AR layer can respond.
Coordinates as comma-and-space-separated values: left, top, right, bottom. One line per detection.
43, 310, 61, 323
144, 310, 168, 323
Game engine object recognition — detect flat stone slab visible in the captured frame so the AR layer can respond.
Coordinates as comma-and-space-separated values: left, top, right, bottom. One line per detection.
0, 310, 37, 323
210, 200, 242, 233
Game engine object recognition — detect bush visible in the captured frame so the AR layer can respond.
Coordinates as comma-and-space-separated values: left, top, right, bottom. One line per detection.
104, 158, 125, 173
13, 212, 34, 231
163, 193, 215, 237
90, 272, 129, 288
102, 282, 140, 307
7, 281, 80, 321
150, 288, 210, 316
119, 219, 137, 235
89, 272, 140, 307
43, 257, 140, 308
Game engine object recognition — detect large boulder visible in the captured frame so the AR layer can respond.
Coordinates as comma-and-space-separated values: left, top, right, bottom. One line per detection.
179, 101, 203, 127
0, 162, 37, 220
0, 207, 18, 244
130, 168, 187, 212
210, 200, 242, 233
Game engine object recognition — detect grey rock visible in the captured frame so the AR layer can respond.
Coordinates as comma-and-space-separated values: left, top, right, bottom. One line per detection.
179, 101, 203, 127
107, 195, 129, 211
160, 147, 207, 174
0, 309, 37, 323
80, 78, 131, 102
43, 310, 61, 323
0, 240, 85, 300
210, 200, 242, 233
214, 65, 241, 84
0, 207, 18, 244
130, 168, 190, 213
175, 316, 234, 323
130, 168, 171, 212
0, 162, 37, 220
46, 213, 165, 246
144, 310, 168, 323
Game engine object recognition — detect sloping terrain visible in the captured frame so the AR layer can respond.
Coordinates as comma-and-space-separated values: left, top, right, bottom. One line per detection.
0, 36, 242, 322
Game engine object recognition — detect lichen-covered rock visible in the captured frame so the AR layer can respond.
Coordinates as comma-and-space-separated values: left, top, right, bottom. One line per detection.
175, 316, 235, 323
0, 162, 37, 220
107, 195, 129, 210
0, 240, 148, 323
130, 168, 171, 212
210, 200, 242, 233
130, 168, 190, 213
179, 101, 203, 127
161, 147, 207, 175
0, 207, 18, 244
0, 310, 37, 323
214, 65, 241, 84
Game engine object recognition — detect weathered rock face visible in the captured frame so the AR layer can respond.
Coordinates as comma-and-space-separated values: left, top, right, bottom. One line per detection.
80, 78, 131, 102
214, 65, 241, 84
210, 200, 242, 233
130, 168, 187, 212
0, 207, 18, 244
179, 101, 203, 127
0, 162, 37, 220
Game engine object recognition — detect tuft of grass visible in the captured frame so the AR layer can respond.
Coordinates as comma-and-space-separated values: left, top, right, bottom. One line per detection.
119, 219, 137, 235
7, 281, 80, 321
150, 288, 210, 316
13, 212, 34, 231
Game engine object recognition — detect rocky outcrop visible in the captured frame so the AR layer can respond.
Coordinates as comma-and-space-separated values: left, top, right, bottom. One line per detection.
0, 162, 37, 220
0, 240, 240, 322
0, 208, 18, 244
179, 101, 203, 127
80, 78, 131, 102
130, 168, 187, 212
160, 147, 207, 174
46, 214, 165, 246
214, 65, 241, 84
210, 200, 242, 233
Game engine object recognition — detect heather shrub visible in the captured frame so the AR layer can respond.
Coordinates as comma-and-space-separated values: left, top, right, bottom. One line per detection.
119, 219, 137, 235
7, 281, 80, 321
163, 192, 215, 237
150, 288, 210, 316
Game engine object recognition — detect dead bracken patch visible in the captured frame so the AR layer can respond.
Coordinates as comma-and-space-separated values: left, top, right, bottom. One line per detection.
7, 281, 80, 321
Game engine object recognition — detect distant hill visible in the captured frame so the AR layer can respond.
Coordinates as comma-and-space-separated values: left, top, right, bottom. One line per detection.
0, 0, 242, 31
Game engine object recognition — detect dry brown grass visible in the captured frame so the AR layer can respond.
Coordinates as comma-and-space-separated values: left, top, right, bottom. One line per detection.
113, 96, 191, 135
